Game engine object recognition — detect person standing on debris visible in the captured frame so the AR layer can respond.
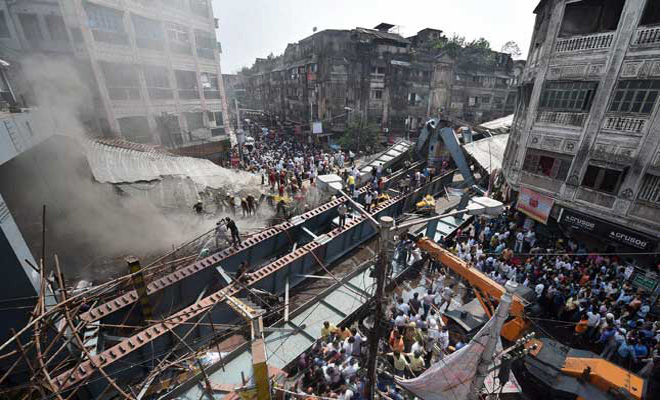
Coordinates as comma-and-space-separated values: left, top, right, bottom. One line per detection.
225, 217, 241, 246
246, 194, 256, 215
215, 220, 227, 248
347, 174, 356, 195
240, 198, 249, 217
364, 190, 373, 213
276, 199, 287, 219
193, 201, 203, 215
338, 202, 347, 228
227, 194, 235, 215
236, 260, 250, 282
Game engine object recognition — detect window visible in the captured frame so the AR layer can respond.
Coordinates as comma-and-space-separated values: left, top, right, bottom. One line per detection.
468, 96, 477, 107
201, 72, 220, 99
195, 29, 216, 60
175, 70, 199, 99
481, 95, 491, 104
638, 173, 660, 205
408, 92, 418, 106
641, 0, 660, 26
522, 149, 573, 181
18, 13, 42, 43
85, 4, 127, 44
559, 0, 624, 37
539, 81, 598, 112
189, 0, 209, 18
372, 90, 383, 100
144, 66, 172, 100
86, 5, 123, 32
581, 165, 626, 194
118, 116, 151, 143
422, 71, 431, 79
309, 63, 318, 73
0, 11, 10, 38
99, 62, 140, 100
185, 112, 205, 130
132, 14, 163, 50
45, 15, 67, 42
609, 80, 660, 114
209, 111, 223, 123
166, 23, 191, 54
371, 67, 385, 75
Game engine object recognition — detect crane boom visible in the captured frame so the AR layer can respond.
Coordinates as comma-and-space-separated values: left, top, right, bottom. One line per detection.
415, 237, 529, 340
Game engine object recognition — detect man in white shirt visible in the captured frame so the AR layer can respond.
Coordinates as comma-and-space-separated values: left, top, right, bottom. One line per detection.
535, 282, 545, 299
514, 231, 524, 253
438, 286, 453, 312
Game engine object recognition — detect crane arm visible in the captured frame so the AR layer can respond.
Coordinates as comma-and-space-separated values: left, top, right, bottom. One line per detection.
416, 237, 527, 317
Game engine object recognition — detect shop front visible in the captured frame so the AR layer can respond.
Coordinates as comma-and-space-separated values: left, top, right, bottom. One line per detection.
557, 207, 658, 253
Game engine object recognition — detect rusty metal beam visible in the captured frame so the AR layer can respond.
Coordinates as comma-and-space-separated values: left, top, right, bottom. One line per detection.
52, 170, 456, 396
79, 186, 377, 324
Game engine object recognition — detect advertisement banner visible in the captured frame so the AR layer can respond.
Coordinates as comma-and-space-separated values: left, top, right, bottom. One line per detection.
558, 208, 657, 251
516, 187, 554, 224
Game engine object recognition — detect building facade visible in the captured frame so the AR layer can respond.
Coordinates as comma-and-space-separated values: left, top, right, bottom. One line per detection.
0, 0, 231, 148
503, 0, 660, 250
237, 24, 521, 138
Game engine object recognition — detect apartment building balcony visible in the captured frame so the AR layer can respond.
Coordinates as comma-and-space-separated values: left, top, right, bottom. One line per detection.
536, 111, 587, 128
576, 187, 616, 209
633, 25, 660, 46
178, 89, 200, 100
91, 30, 129, 46
204, 90, 221, 100
629, 201, 660, 225
554, 32, 614, 54
520, 172, 563, 193
107, 87, 141, 101
601, 115, 648, 135
147, 88, 174, 101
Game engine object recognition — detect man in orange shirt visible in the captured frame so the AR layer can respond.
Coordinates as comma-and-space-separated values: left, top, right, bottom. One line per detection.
389, 329, 405, 353
574, 313, 589, 345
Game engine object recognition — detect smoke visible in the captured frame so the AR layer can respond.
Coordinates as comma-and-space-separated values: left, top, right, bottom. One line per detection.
1, 56, 273, 283
16, 54, 92, 138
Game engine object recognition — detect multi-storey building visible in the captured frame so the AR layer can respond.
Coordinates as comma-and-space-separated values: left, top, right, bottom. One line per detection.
503, 0, 660, 252
0, 0, 231, 148
238, 23, 521, 138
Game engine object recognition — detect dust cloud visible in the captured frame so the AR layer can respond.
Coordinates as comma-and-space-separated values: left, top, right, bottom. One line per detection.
2, 56, 272, 283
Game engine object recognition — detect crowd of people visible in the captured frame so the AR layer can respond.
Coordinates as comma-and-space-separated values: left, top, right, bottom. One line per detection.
440, 206, 660, 377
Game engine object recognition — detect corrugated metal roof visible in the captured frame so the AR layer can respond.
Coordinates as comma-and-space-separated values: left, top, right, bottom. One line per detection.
479, 114, 514, 134
83, 139, 260, 193
354, 28, 410, 44
461, 134, 509, 174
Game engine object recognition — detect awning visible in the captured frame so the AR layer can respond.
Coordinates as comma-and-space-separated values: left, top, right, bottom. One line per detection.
479, 114, 514, 134
461, 134, 509, 174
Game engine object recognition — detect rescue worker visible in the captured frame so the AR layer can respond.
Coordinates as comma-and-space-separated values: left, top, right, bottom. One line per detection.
225, 217, 241, 246
193, 201, 203, 215
246, 194, 256, 215
240, 198, 249, 217
338, 203, 347, 228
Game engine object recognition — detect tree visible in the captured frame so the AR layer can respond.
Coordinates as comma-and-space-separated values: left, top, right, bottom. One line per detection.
338, 120, 379, 152
466, 37, 491, 51
433, 34, 466, 58
501, 41, 522, 58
